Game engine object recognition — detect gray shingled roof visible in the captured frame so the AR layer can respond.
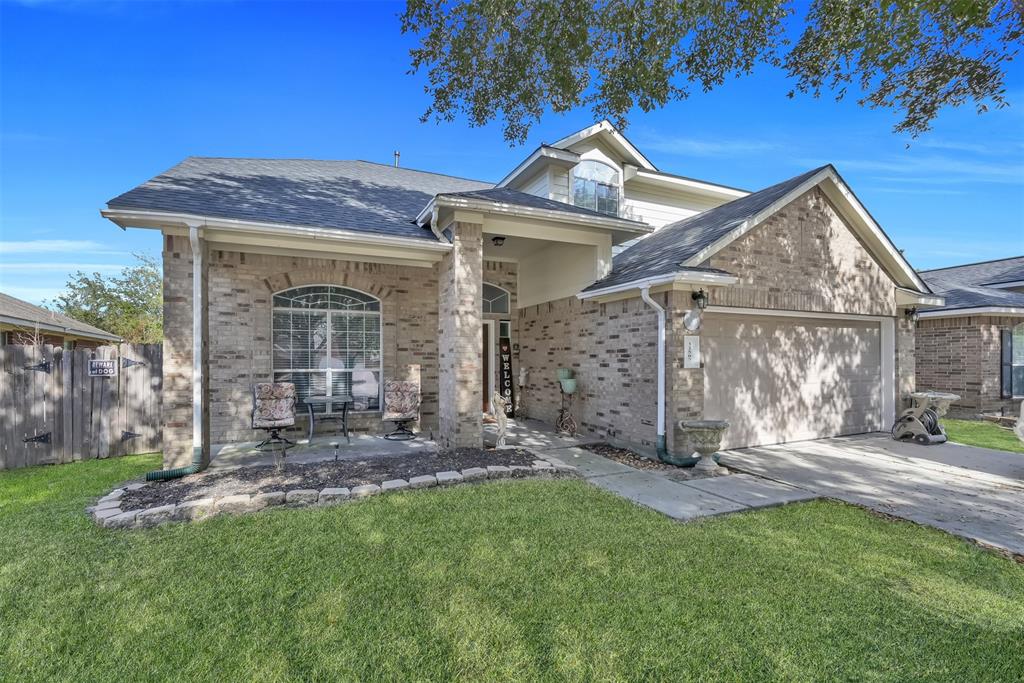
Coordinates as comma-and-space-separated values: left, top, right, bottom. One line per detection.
108, 158, 493, 241
583, 166, 828, 291
920, 256, 1024, 311
439, 187, 648, 225
0, 293, 120, 341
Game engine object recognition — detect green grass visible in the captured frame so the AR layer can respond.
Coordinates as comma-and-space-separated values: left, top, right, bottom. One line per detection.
945, 418, 1024, 454
1, 457, 1023, 682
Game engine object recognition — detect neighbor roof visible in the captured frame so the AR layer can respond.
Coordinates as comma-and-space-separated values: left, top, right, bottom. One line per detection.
919, 256, 1024, 312
583, 166, 828, 291
0, 293, 120, 342
107, 158, 493, 241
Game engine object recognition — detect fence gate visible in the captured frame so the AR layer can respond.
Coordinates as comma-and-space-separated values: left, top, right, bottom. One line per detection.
0, 343, 162, 470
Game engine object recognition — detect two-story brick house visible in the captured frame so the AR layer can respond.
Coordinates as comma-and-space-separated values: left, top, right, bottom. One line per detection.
102, 121, 938, 470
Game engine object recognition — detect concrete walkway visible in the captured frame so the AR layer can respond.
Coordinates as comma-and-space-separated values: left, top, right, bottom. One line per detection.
720, 434, 1024, 556
548, 447, 818, 521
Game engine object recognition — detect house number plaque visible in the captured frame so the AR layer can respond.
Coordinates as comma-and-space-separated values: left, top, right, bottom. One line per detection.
683, 335, 701, 369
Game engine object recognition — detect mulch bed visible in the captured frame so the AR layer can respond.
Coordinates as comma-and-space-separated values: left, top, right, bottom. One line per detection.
581, 443, 726, 480
120, 448, 539, 510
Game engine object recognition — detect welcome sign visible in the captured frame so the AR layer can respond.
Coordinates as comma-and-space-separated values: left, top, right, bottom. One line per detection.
498, 337, 515, 417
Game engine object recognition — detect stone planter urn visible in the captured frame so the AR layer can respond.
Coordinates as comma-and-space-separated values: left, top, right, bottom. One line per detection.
679, 420, 729, 475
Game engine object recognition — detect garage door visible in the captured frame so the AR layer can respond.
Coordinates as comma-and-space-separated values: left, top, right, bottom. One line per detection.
703, 314, 884, 450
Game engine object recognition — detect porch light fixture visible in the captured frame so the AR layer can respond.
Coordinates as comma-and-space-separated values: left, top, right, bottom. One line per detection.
691, 289, 709, 310
491, 235, 506, 247
905, 306, 920, 322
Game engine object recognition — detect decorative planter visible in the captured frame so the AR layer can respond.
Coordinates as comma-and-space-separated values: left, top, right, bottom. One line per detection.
679, 420, 729, 475
559, 378, 577, 395
556, 368, 574, 381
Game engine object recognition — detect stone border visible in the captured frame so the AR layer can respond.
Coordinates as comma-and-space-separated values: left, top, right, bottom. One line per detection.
88, 453, 578, 530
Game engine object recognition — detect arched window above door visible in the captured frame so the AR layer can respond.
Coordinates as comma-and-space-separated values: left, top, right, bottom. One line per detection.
482, 283, 510, 315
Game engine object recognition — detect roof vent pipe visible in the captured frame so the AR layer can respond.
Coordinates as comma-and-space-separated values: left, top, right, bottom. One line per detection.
394, 150, 400, 167
639, 286, 668, 461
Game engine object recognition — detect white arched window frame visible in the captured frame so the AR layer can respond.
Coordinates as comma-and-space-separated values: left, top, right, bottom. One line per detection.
482, 283, 511, 315
272, 285, 382, 413
571, 159, 621, 216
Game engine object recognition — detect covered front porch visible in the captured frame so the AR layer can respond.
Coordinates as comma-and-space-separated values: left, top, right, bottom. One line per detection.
207, 417, 594, 471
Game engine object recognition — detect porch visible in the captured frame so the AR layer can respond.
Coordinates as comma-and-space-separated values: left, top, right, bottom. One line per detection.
208, 417, 590, 470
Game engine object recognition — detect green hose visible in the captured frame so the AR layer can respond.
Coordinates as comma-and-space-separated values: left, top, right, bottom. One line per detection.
145, 446, 205, 481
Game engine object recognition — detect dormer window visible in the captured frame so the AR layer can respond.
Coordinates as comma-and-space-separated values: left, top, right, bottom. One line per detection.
572, 160, 620, 216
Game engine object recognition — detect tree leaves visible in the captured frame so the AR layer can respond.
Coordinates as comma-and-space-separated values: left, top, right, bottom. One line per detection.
46, 253, 162, 344
401, 0, 1023, 143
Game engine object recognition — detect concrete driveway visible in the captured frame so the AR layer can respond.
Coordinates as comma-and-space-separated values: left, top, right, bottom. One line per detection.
720, 434, 1024, 556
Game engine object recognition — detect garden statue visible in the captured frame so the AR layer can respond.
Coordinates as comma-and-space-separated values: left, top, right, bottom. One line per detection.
491, 391, 509, 447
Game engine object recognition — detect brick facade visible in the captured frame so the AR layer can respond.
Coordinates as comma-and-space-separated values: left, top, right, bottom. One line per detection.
916, 315, 1022, 417
161, 235, 442, 467
517, 187, 914, 458
518, 295, 662, 454
161, 186, 920, 465
437, 222, 483, 448
708, 188, 896, 317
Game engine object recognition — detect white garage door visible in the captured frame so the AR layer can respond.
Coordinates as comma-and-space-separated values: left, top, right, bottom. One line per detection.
703, 314, 884, 450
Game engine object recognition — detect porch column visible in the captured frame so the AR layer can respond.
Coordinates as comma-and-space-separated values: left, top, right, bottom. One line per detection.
437, 220, 483, 448
161, 226, 210, 469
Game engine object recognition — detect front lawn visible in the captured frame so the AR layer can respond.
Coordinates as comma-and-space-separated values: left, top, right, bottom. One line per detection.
945, 418, 1024, 454
1, 456, 1022, 682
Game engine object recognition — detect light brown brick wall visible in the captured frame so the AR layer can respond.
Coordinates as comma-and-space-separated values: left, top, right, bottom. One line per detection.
916, 315, 1022, 416
517, 186, 914, 457
438, 222, 483, 448
708, 187, 896, 317
518, 294, 662, 454
161, 234, 206, 468
162, 235, 441, 465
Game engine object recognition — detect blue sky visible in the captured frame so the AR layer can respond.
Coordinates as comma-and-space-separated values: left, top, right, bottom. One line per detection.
2, 0, 1022, 304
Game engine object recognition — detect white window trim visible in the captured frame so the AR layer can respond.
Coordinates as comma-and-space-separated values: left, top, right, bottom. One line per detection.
272, 284, 384, 414
482, 282, 511, 315
570, 159, 622, 217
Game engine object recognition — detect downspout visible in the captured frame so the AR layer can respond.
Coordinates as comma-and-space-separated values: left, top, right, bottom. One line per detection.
639, 287, 668, 461
146, 225, 206, 481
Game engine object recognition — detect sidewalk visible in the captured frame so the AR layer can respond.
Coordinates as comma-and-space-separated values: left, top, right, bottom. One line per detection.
546, 446, 818, 521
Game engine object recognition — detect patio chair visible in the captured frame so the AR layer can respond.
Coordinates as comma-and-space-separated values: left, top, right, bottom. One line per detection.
252, 382, 297, 450
383, 378, 420, 440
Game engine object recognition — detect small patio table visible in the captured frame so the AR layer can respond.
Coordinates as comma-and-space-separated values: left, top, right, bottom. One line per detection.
302, 394, 353, 444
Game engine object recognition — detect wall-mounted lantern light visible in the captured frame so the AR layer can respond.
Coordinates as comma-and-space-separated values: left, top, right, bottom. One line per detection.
905, 306, 919, 323
491, 235, 506, 247
691, 289, 709, 310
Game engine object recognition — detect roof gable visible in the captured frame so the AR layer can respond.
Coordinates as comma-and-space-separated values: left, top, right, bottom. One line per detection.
551, 120, 657, 170
584, 165, 928, 294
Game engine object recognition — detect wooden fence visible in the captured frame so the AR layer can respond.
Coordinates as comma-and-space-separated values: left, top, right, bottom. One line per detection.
0, 343, 162, 470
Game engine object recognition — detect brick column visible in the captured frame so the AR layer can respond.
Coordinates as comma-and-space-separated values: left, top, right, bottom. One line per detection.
437, 221, 483, 449
160, 232, 211, 469
666, 290, 704, 457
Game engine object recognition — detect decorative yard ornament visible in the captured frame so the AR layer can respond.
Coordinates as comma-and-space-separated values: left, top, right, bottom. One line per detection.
491, 392, 509, 447
679, 420, 730, 475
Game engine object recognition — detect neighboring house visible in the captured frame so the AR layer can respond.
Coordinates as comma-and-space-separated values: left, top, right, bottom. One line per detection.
916, 256, 1024, 417
0, 292, 121, 348
102, 120, 938, 469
